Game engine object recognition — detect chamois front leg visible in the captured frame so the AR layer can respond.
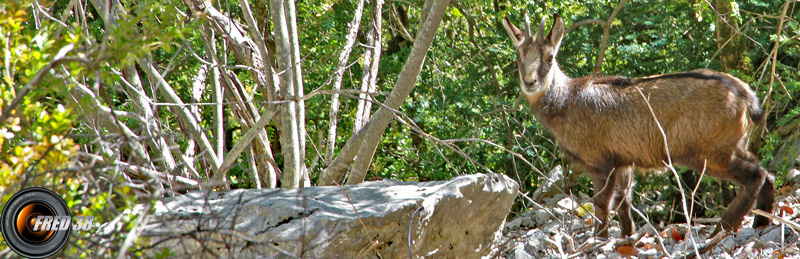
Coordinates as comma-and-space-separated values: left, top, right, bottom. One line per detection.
590, 168, 617, 238
613, 167, 635, 237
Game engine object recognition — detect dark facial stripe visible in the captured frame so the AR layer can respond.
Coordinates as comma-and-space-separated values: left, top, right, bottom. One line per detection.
538, 52, 552, 80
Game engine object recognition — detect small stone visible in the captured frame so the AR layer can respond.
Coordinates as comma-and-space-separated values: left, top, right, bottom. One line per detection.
711, 246, 724, 255
531, 166, 564, 201
519, 217, 534, 228
578, 192, 591, 201
607, 226, 621, 238
637, 225, 658, 237
534, 209, 552, 226
551, 207, 567, 218
556, 197, 578, 211
569, 219, 587, 232
720, 235, 736, 252
540, 221, 561, 235
574, 232, 591, 243
507, 217, 522, 230
715, 252, 734, 259
545, 193, 567, 207
523, 229, 549, 253
761, 247, 776, 257
607, 251, 624, 259
737, 228, 756, 241
508, 243, 535, 259
521, 210, 535, 217
788, 168, 800, 180
638, 248, 658, 259
599, 239, 616, 253
527, 228, 547, 237
761, 226, 783, 244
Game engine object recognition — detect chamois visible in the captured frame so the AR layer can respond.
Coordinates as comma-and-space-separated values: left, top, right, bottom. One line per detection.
502, 14, 774, 237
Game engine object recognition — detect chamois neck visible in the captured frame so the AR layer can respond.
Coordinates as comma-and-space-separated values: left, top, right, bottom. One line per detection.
525, 62, 569, 107
549, 63, 570, 91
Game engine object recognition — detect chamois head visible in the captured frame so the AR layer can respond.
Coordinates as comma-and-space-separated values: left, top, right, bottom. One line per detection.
502, 14, 565, 95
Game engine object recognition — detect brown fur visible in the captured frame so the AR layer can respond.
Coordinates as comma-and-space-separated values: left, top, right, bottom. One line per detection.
504, 15, 774, 238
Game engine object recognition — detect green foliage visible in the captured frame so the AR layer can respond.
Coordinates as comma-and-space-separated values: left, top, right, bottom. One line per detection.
1, 0, 196, 256
0, 0, 78, 191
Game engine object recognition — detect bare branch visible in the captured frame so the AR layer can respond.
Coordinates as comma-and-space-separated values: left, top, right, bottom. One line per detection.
213, 109, 278, 187
565, 19, 606, 34
389, 5, 416, 43
202, 33, 226, 163
594, 0, 629, 74
137, 60, 222, 170
120, 63, 183, 185
354, 0, 383, 133
763, 0, 792, 109
752, 209, 800, 231
326, 0, 368, 162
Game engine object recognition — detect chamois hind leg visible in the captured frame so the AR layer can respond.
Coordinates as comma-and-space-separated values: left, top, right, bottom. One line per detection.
613, 167, 635, 237
749, 154, 774, 228
712, 154, 769, 233
753, 172, 775, 228
590, 168, 617, 238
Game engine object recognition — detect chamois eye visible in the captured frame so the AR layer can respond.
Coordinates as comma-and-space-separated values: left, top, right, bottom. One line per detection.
547, 53, 554, 61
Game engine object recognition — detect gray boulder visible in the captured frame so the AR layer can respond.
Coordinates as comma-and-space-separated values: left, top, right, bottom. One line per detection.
135, 173, 518, 258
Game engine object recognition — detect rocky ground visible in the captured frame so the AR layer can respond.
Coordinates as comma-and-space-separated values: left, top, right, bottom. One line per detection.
491, 167, 800, 259
95, 169, 799, 258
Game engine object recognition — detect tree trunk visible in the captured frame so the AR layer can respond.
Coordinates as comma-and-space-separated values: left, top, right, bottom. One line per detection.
286, 0, 310, 188
353, 0, 384, 133
713, 0, 752, 73
271, 0, 307, 188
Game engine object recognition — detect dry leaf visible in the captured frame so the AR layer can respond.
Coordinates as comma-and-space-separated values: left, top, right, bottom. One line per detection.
773, 250, 786, 259
616, 245, 638, 257
780, 206, 794, 216
671, 228, 684, 242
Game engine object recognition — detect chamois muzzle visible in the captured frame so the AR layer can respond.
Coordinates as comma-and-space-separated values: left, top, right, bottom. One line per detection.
523, 80, 537, 91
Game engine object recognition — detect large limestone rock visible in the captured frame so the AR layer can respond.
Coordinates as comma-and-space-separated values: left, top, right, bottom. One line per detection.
138, 173, 518, 258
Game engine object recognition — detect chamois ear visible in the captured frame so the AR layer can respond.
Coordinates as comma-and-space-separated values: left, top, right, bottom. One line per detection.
502, 17, 525, 47
547, 14, 565, 50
